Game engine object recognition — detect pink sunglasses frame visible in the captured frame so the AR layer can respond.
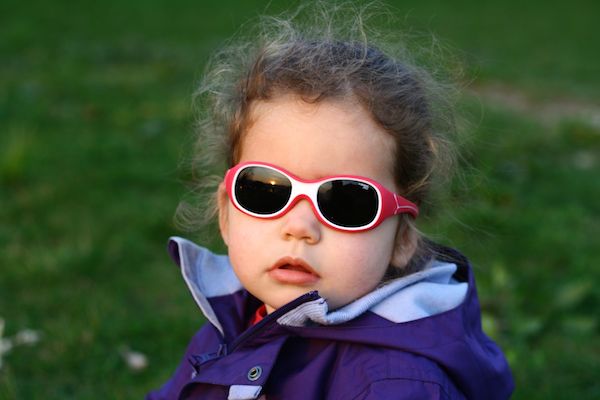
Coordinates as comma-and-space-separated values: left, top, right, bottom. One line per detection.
225, 161, 419, 232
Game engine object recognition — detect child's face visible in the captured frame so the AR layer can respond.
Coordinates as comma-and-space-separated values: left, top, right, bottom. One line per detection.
218, 96, 404, 313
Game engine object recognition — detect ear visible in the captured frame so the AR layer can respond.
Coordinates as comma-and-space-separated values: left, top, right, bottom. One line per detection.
390, 222, 418, 269
217, 181, 230, 246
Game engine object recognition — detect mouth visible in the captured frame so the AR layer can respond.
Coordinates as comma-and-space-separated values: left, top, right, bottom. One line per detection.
268, 256, 320, 285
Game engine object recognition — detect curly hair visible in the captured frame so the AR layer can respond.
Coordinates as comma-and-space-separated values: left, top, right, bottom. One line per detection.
176, 3, 460, 275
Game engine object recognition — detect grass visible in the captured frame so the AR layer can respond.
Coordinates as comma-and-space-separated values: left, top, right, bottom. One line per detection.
1, 0, 599, 398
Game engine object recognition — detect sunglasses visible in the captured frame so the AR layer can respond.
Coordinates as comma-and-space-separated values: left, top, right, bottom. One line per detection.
224, 162, 419, 232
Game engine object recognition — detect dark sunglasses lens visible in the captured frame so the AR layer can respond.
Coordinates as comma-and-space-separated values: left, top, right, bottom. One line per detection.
235, 167, 292, 214
317, 180, 379, 227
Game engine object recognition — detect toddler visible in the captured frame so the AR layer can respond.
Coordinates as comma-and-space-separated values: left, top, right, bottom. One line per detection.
148, 7, 513, 400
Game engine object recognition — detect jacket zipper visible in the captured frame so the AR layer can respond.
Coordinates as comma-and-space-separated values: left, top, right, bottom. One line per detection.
229, 291, 320, 353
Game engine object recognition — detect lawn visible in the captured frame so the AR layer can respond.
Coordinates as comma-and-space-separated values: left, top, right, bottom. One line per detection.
1, 0, 598, 399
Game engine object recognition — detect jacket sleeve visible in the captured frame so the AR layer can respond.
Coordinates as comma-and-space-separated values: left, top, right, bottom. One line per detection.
355, 378, 466, 400
146, 325, 222, 400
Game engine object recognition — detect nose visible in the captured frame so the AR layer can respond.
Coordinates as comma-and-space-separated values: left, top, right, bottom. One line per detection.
279, 198, 321, 244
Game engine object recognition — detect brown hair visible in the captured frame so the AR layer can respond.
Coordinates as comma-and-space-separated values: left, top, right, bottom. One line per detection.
176, 4, 459, 274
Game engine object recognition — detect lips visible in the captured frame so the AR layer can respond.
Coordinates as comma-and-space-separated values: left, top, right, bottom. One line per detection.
268, 256, 320, 285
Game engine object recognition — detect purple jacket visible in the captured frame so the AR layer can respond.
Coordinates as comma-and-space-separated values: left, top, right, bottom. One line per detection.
147, 237, 513, 399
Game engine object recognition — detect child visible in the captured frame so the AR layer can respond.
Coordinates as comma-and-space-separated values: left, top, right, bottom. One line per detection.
148, 7, 514, 400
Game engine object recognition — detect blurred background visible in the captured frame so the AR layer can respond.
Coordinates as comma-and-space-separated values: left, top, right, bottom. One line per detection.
1, 0, 598, 398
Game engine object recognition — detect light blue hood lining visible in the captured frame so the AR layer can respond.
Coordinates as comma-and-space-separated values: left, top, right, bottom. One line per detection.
171, 237, 242, 336
277, 261, 467, 326
169, 237, 468, 329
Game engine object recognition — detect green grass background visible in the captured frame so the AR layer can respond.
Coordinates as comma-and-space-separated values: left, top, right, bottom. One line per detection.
1, 0, 599, 398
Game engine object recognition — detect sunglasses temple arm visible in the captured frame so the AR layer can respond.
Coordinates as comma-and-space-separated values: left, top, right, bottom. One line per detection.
393, 194, 419, 218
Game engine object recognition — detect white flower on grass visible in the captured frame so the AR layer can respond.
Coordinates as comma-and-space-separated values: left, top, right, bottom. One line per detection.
0, 318, 9, 370
14, 329, 42, 345
120, 346, 149, 371
0, 317, 42, 370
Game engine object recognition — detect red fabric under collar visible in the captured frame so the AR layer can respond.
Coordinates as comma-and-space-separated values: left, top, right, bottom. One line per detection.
249, 304, 267, 326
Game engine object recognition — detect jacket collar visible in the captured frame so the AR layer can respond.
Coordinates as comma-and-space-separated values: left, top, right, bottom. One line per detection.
167, 236, 467, 333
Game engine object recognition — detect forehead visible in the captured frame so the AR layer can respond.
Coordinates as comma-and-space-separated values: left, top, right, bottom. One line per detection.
238, 96, 397, 186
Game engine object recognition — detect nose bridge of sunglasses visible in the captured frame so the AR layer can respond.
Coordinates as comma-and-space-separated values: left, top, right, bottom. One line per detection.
282, 192, 324, 224
288, 179, 321, 214
289, 179, 320, 199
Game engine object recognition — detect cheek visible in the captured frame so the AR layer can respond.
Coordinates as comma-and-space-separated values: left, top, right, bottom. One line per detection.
225, 209, 272, 273
227, 212, 258, 250
227, 233, 258, 285
331, 221, 398, 275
